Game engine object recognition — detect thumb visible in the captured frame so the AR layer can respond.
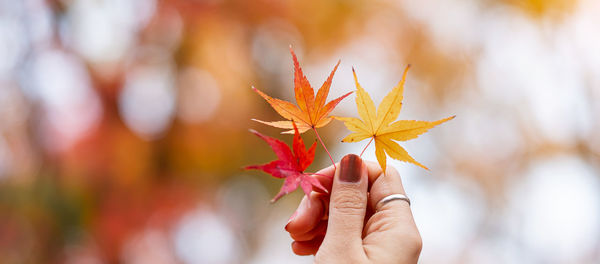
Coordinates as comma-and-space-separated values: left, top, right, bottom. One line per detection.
321, 154, 368, 251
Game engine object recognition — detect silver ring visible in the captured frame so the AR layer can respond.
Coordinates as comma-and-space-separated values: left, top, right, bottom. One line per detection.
375, 194, 411, 212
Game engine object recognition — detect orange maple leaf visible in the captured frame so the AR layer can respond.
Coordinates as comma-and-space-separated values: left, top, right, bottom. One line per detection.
252, 47, 353, 134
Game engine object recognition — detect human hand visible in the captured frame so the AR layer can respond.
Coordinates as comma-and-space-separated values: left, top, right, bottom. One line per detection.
285, 154, 422, 263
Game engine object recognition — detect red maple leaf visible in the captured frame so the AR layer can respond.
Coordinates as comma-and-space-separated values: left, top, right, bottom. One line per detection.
245, 122, 328, 202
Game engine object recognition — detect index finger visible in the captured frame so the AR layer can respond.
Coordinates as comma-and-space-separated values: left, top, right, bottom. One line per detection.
286, 165, 336, 235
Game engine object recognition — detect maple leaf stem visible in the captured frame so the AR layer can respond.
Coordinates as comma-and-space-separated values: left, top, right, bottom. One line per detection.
312, 127, 336, 170
360, 137, 374, 157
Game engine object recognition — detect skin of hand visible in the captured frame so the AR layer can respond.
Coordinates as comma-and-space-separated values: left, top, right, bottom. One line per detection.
285, 154, 422, 264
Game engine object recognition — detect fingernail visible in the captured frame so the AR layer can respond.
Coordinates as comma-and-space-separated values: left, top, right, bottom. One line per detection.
287, 211, 298, 225
285, 202, 304, 231
284, 213, 295, 231
339, 154, 362, 183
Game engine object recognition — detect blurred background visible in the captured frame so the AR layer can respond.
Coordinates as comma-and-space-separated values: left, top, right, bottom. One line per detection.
1, 0, 599, 263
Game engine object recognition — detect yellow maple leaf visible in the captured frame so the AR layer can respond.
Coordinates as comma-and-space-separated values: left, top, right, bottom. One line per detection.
336, 65, 455, 172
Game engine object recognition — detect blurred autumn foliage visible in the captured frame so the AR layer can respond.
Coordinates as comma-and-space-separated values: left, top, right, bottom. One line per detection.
1, 0, 599, 263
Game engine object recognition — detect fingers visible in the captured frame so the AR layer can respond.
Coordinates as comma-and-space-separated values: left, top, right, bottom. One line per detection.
290, 220, 327, 241
292, 235, 325, 256
320, 154, 368, 252
287, 166, 334, 256
367, 166, 410, 216
285, 192, 328, 235
287, 196, 327, 256
362, 165, 422, 263
286, 165, 334, 236
365, 160, 384, 183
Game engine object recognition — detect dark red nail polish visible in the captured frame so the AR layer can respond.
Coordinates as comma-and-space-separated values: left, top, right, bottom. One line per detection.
339, 154, 362, 183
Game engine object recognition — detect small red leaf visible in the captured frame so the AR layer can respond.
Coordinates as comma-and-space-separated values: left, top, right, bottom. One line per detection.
245, 123, 326, 202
